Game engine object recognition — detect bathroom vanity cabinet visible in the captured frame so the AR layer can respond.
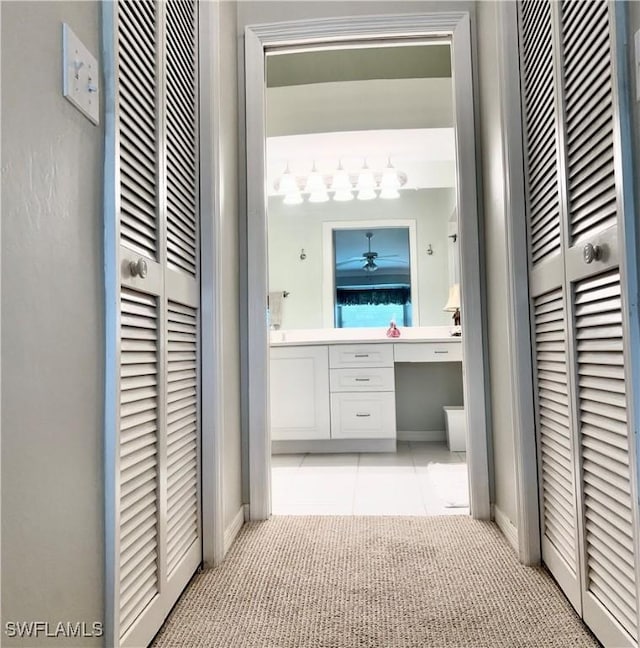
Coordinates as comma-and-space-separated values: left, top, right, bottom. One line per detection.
269, 332, 462, 452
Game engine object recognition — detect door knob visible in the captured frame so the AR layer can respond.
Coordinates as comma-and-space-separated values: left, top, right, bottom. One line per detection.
583, 243, 601, 264
129, 257, 148, 278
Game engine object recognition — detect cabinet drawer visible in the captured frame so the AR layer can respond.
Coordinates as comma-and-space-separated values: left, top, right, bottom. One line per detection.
329, 344, 394, 369
330, 367, 395, 393
330, 392, 396, 439
394, 342, 462, 363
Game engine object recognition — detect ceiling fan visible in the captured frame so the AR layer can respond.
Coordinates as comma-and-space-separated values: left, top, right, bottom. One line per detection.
335, 231, 407, 273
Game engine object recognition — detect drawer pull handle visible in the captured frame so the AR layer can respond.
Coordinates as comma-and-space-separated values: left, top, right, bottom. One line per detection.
434, 350, 449, 354
354, 378, 370, 382
354, 354, 369, 358
356, 413, 371, 417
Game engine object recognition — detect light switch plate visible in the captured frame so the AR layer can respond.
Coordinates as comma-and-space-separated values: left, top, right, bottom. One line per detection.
62, 23, 99, 125
635, 29, 640, 103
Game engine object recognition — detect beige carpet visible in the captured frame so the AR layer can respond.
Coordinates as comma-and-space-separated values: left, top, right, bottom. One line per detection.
152, 516, 598, 648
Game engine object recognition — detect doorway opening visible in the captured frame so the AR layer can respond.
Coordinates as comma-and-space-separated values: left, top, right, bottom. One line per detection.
265, 41, 467, 516
244, 13, 490, 522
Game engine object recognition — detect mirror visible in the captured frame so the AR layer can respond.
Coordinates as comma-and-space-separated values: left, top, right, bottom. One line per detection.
333, 227, 413, 328
266, 43, 458, 330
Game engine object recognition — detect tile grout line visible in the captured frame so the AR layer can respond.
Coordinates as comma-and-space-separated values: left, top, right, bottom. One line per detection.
412, 443, 433, 516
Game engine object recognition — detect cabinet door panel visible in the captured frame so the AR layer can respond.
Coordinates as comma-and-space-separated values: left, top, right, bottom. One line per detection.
270, 346, 330, 441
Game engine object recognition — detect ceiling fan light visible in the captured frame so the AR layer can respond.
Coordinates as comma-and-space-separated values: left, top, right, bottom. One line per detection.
380, 187, 400, 199
357, 187, 377, 201
363, 262, 378, 272
283, 191, 303, 205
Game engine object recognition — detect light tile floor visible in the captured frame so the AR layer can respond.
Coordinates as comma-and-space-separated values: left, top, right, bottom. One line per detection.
271, 441, 469, 516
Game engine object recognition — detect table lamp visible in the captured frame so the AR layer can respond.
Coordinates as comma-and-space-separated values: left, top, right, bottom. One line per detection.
444, 283, 461, 336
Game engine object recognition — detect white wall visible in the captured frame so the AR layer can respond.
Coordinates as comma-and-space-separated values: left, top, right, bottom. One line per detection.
267, 188, 455, 329
1, 2, 104, 644
395, 363, 463, 434
476, 0, 518, 528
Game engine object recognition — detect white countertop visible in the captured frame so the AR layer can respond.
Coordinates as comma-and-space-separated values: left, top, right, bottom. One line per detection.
269, 326, 462, 346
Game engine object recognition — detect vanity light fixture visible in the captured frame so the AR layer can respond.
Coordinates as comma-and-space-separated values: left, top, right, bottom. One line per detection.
356, 159, 377, 201
380, 158, 401, 188
380, 158, 402, 199
330, 160, 354, 202
275, 158, 407, 204
305, 161, 329, 203
279, 161, 298, 194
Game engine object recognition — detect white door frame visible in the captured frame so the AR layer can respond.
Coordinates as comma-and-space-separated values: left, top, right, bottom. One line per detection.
244, 12, 491, 521
199, 0, 225, 567
495, 2, 540, 565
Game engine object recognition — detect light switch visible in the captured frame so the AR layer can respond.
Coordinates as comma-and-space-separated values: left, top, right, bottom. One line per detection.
62, 23, 99, 125
635, 29, 640, 103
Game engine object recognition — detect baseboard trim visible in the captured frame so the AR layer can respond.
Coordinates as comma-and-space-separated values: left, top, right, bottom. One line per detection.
272, 438, 396, 454
493, 504, 519, 554
397, 430, 446, 443
223, 506, 245, 556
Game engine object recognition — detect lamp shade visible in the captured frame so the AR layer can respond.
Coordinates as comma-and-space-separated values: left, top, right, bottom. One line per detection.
278, 163, 298, 194
443, 283, 461, 312
356, 162, 375, 190
330, 163, 351, 191
304, 161, 326, 194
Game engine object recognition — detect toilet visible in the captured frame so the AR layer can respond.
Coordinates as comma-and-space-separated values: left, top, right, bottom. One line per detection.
443, 406, 466, 452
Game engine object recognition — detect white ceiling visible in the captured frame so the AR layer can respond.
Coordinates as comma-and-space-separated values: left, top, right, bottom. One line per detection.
266, 78, 454, 137
265, 49, 456, 197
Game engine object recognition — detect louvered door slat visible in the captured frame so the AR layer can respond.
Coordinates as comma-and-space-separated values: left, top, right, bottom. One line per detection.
561, 0, 616, 243
521, 0, 561, 265
574, 271, 637, 639
119, 289, 159, 639
166, 301, 198, 576
533, 288, 578, 572
165, 0, 198, 276
120, 0, 155, 42
118, 0, 158, 260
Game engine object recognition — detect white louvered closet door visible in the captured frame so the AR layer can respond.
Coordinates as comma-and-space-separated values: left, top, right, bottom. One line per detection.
518, 0, 582, 614
106, 1, 201, 647
557, 1, 638, 645
519, 1, 640, 646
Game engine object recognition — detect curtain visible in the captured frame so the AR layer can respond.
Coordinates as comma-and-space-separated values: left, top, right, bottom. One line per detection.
336, 287, 410, 306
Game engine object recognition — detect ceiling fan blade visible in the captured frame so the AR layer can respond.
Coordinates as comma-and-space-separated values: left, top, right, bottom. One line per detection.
374, 258, 409, 265
336, 257, 368, 266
